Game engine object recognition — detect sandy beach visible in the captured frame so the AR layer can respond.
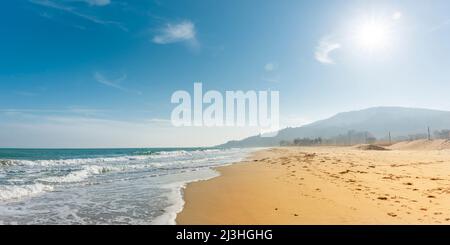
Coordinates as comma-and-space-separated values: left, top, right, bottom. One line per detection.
177, 144, 450, 224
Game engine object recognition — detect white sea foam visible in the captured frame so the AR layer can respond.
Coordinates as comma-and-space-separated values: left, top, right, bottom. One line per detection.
152, 150, 191, 157
1, 159, 35, 166
39, 165, 118, 183
0, 148, 255, 224
0, 149, 245, 169
1, 150, 222, 168
151, 169, 221, 225
37, 155, 233, 184
23, 156, 147, 167
0, 183, 54, 201
0, 159, 17, 166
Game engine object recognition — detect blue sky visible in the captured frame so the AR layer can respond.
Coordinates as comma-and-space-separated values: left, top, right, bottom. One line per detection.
1, 0, 450, 147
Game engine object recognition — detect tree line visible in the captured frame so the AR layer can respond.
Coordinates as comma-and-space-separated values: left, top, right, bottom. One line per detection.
280, 128, 450, 146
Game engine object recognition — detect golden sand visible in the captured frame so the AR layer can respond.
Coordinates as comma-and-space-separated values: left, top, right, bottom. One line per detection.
176, 146, 450, 224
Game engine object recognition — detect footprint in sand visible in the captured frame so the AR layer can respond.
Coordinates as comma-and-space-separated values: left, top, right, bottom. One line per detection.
387, 212, 397, 217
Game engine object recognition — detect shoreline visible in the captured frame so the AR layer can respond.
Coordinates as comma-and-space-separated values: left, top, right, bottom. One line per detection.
163, 149, 257, 225
176, 146, 450, 224
152, 168, 222, 225
173, 149, 264, 225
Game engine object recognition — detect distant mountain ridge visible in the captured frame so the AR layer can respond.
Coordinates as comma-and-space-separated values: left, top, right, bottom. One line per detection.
218, 107, 450, 148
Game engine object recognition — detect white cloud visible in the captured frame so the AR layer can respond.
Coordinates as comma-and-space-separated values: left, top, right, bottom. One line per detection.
94, 72, 125, 89
261, 76, 280, 83
94, 72, 141, 94
152, 21, 197, 45
71, 0, 111, 6
264, 63, 277, 72
315, 37, 341, 64
29, 0, 126, 31
263, 63, 279, 82
83, 0, 111, 6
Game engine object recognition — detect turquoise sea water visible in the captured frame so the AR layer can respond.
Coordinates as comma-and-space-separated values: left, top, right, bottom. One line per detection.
0, 148, 252, 224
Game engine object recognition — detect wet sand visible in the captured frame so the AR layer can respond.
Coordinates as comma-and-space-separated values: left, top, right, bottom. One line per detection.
176, 147, 450, 224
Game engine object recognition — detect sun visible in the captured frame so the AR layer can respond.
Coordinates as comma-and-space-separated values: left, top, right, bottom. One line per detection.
353, 18, 392, 53
351, 12, 396, 55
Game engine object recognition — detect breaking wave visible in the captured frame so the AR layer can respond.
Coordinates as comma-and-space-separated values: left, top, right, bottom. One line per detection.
0, 183, 54, 201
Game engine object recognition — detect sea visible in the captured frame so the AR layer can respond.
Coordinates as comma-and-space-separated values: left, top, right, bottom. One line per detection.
0, 147, 253, 225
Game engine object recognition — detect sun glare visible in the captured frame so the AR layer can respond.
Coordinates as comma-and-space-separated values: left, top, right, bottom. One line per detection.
355, 19, 390, 52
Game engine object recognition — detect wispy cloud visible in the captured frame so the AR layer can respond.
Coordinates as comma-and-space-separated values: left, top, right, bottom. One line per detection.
152, 20, 197, 45
29, 0, 127, 31
38, 10, 88, 30
261, 76, 280, 83
315, 37, 341, 64
94, 72, 126, 89
264, 63, 277, 72
262, 63, 279, 82
78, 0, 111, 6
94, 72, 141, 94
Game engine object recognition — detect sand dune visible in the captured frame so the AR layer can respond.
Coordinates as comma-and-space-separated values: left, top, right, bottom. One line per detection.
389, 139, 450, 151
177, 146, 450, 224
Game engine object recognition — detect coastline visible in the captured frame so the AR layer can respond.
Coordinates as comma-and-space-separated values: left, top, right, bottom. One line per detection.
176, 147, 450, 224
152, 168, 222, 225
152, 149, 255, 225
0, 148, 252, 225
